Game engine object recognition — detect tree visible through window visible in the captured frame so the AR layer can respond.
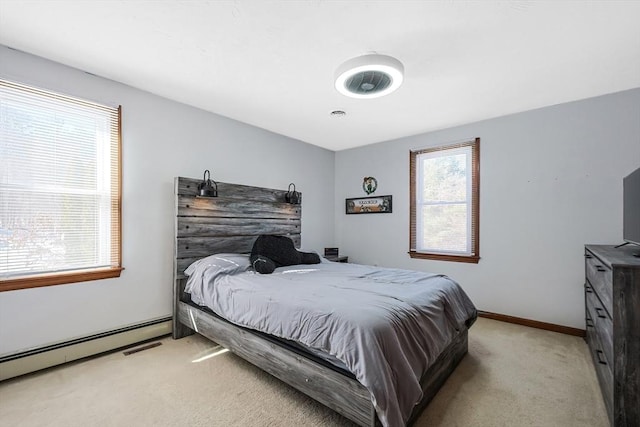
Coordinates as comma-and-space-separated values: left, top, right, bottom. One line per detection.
0, 79, 122, 291
410, 138, 479, 263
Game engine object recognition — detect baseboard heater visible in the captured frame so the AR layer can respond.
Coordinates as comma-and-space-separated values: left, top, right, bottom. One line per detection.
0, 317, 172, 381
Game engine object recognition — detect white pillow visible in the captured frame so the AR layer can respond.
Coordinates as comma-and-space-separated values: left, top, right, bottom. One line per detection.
184, 253, 250, 277
184, 253, 251, 298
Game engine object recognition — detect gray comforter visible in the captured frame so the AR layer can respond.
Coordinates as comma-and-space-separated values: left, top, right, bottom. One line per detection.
185, 258, 476, 426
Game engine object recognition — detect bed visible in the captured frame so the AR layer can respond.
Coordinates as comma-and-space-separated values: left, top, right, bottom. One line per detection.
172, 177, 477, 426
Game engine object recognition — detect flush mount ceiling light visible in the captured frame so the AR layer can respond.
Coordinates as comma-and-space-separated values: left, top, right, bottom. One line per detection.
335, 54, 404, 99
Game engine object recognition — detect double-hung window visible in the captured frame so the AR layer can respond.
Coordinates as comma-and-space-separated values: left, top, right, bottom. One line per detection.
0, 79, 122, 291
410, 138, 480, 263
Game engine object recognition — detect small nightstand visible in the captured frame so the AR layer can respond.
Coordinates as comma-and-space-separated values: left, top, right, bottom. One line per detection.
325, 255, 348, 263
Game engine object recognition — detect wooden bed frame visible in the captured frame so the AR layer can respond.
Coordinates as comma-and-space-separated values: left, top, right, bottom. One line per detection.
172, 177, 471, 426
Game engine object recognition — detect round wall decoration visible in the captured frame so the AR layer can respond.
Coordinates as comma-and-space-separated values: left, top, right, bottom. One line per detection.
363, 177, 378, 195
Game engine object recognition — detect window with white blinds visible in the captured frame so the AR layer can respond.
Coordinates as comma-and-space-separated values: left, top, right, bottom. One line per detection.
0, 79, 122, 291
409, 138, 480, 263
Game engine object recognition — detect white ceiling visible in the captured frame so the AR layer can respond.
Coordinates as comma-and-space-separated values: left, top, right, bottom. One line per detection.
1, 1, 639, 151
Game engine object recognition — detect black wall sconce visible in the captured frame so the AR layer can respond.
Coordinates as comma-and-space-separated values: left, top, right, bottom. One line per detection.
285, 183, 301, 204
197, 170, 218, 197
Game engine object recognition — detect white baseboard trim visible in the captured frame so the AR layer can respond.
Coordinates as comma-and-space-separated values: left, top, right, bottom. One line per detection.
0, 317, 172, 381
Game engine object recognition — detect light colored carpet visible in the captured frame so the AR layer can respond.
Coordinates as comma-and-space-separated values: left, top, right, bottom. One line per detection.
0, 318, 608, 427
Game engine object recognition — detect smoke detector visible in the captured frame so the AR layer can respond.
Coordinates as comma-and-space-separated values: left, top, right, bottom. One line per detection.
335, 54, 404, 99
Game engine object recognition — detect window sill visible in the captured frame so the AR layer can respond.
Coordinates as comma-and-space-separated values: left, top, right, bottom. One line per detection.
409, 251, 480, 264
0, 267, 124, 292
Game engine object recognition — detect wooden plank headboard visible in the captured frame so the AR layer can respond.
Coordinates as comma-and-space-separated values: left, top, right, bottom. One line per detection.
174, 177, 302, 280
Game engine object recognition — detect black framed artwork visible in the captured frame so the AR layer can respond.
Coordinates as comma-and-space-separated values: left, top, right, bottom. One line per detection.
345, 195, 393, 214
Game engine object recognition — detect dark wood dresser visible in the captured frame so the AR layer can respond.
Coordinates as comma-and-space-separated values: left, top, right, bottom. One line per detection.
584, 244, 640, 426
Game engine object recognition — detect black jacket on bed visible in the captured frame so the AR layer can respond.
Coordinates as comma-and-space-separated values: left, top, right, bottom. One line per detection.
250, 235, 320, 274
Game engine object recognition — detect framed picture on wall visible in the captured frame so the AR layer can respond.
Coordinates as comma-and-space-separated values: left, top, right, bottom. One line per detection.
345, 195, 393, 214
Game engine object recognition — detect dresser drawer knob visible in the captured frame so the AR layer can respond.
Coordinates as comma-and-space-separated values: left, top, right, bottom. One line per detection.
585, 254, 593, 259
596, 350, 607, 365
585, 284, 593, 293
585, 319, 594, 328
594, 307, 607, 319
596, 266, 606, 272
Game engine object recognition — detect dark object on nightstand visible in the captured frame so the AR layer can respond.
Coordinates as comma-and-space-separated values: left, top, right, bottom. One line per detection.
326, 255, 348, 263
324, 247, 339, 257
324, 248, 347, 262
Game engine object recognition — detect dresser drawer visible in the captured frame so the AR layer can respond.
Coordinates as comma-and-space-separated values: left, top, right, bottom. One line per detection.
585, 251, 613, 315
585, 284, 613, 367
585, 319, 614, 422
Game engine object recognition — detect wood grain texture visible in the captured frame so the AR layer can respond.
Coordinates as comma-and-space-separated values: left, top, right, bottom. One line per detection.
177, 177, 288, 202
178, 301, 375, 426
172, 274, 194, 339
584, 245, 640, 427
612, 262, 640, 426
177, 216, 300, 238
585, 287, 613, 366
178, 195, 300, 219
585, 315, 614, 418
477, 311, 585, 337
585, 252, 614, 315
0, 267, 123, 292
408, 330, 468, 425
176, 235, 301, 260
174, 177, 301, 279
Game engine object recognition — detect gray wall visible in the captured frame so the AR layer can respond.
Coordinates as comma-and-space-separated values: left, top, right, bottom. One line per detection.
0, 46, 336, 355
335, 88, 640, 329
